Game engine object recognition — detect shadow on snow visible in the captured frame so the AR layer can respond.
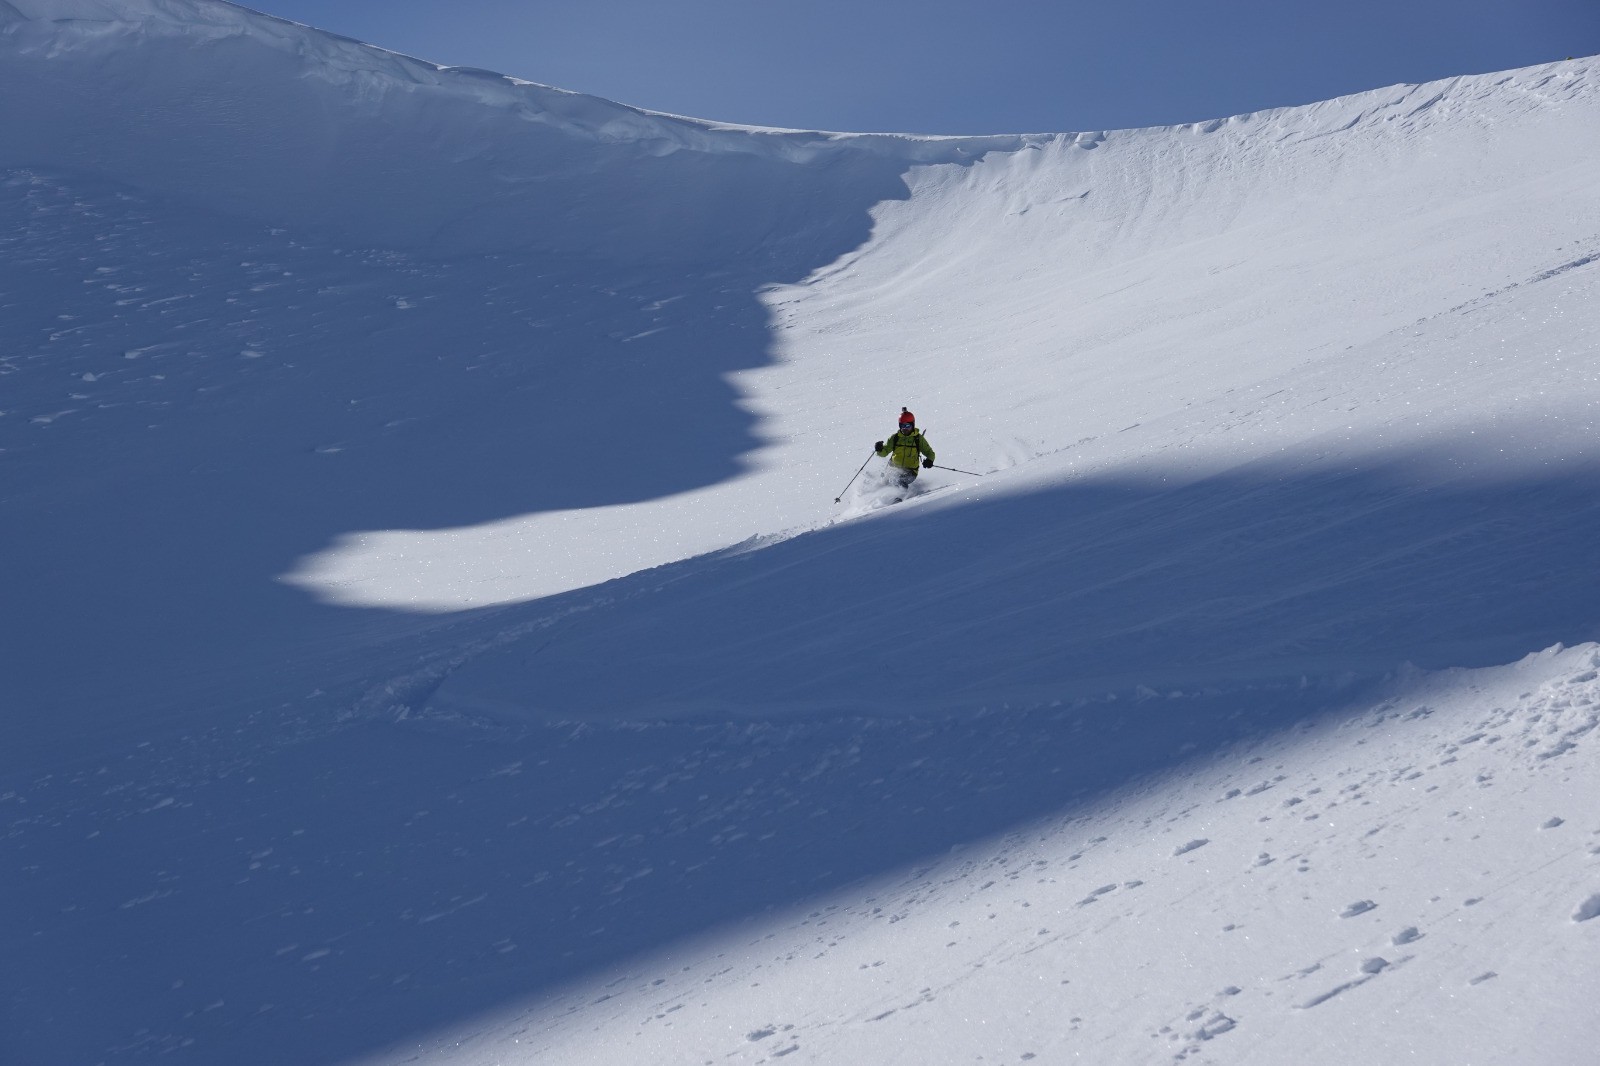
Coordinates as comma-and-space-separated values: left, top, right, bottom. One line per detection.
0, 156, 909, 748
7, 446, 1600, 1064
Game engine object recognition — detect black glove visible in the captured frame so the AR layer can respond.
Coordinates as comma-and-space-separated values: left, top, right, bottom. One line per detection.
874, 441, 884, 451
922, 458, 933, 468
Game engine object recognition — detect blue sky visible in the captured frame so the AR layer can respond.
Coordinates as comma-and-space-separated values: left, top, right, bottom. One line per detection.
252, 0, 1597, 134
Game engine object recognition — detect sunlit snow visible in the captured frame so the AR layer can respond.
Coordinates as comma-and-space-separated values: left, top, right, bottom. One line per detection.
1, 2, 1597, 1064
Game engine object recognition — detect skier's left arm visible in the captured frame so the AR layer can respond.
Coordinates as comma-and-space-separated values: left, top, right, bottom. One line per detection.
919, 435, 936, 465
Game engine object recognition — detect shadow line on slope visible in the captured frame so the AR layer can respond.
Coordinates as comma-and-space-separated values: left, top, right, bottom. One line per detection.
10, 447, 1600, 1065
0, 150, 912, 747
436, 445, 1600, 718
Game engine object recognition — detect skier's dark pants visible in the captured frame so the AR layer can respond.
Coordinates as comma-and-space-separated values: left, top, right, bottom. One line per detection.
889, 466, 918, 492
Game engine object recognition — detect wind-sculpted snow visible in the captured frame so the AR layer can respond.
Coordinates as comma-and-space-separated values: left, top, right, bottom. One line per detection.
2, 3, 1599, 1063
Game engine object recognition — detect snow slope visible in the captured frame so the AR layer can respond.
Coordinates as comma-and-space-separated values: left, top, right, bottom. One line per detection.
1, 2, 1597, 1063
295, 61, 1600, 617
472, 647, 1600, 1066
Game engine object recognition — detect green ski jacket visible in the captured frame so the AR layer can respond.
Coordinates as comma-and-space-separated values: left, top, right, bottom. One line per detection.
877, 429, 935, 471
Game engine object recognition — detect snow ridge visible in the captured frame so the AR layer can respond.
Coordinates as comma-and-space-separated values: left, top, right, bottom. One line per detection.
0, 0, 1030, 258
3, 1, 1593, 259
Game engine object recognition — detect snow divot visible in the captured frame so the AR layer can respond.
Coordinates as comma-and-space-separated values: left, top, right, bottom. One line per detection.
1298, 952, 1402, 1010
1573, 894, 1600, 922
1173, 838, 1210, 856
1076, 883, 1120, 906
1340, 900, 1378, 918
1392, 926, 1423, 945
1297, 977, 1369, 1010
1191, 1012, 1236, 1040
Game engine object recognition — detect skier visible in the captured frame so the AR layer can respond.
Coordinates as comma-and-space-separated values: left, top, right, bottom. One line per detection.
874, 407, 935, 497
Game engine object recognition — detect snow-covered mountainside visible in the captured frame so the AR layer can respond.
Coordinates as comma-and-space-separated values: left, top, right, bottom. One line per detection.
2, 2, 1597, 1063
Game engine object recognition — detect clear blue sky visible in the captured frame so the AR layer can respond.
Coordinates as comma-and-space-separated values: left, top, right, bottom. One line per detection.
246, 0, 1599, 134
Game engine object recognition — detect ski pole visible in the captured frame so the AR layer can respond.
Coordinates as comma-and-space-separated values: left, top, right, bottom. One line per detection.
930, 463, 984, 477
833, 452, 877, 503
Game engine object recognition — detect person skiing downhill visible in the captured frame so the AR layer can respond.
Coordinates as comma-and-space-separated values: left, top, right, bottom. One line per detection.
875, 407, 935, 496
